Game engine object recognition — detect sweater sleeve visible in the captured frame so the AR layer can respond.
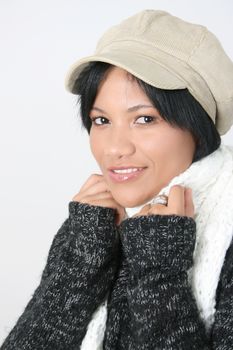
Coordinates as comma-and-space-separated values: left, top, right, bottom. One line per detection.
211, 238, 233, 348
1, 201, 119, 350
119, 214, 209, 350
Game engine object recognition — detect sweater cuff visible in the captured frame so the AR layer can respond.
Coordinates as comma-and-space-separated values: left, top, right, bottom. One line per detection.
119, 215, 196, 278
67, 201, 118, 266
69, 201, 116, 227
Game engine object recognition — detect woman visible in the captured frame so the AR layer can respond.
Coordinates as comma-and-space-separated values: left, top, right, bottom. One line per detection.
1, 9, 233, 350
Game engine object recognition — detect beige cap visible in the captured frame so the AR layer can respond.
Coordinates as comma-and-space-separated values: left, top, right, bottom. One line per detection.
65, 10, 233, 135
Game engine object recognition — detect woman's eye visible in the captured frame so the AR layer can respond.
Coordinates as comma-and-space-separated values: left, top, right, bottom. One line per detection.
135, 116, 157, 124
91, 116, 109, 125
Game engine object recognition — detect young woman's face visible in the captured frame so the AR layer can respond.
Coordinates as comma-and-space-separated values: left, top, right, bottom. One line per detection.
89, 67, 196, 207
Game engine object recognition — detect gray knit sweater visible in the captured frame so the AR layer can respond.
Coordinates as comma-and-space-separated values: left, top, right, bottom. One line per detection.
1, 202, 233, 349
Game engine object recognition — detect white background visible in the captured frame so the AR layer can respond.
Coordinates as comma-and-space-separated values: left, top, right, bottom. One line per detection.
0, 0, 232, 343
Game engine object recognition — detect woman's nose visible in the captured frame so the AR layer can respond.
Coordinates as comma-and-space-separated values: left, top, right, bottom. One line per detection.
104, 127, 136, 158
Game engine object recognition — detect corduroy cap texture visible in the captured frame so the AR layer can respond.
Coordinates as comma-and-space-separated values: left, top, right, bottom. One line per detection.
65, 10, 233, 135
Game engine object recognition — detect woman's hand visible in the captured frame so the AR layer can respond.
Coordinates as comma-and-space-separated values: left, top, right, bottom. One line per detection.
72, 174, 126, 225
133, 185, 194, 219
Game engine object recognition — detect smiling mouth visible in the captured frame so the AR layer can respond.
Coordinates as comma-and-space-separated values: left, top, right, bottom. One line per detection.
108, 167, 146, 182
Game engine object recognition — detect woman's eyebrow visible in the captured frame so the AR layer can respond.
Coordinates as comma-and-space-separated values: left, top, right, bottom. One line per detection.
91, 104, 154, 113
127, 104, 154, 112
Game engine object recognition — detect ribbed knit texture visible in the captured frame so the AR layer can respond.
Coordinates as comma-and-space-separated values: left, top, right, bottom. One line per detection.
1, 203, 233, 349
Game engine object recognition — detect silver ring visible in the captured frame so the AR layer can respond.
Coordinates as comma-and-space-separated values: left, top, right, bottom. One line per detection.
152, 195, 168, 206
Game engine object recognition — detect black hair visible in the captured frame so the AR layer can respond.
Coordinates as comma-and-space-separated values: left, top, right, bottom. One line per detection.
73, 61, 221, 162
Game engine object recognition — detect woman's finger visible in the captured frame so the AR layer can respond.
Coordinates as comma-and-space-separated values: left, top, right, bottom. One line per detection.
167, 185, 185, 216
73, 179, 109, 201
132, 204, 151, 217
184, 187, 195, 218
78, 191, 125, 219
77, 190, 112, 204
148, 204, 167, 216
79, 174, 104, 192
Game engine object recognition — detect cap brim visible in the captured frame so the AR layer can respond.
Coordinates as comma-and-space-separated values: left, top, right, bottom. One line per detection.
65, 49, 187, 94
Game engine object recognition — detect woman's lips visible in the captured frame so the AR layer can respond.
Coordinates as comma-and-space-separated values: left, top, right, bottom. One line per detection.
108, 167, 146, 183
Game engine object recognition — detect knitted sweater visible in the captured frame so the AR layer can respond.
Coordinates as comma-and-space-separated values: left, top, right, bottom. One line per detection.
1, 201, 233, 349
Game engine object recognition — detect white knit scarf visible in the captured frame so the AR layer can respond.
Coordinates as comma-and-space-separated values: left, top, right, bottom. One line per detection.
81, 144, 233, 349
